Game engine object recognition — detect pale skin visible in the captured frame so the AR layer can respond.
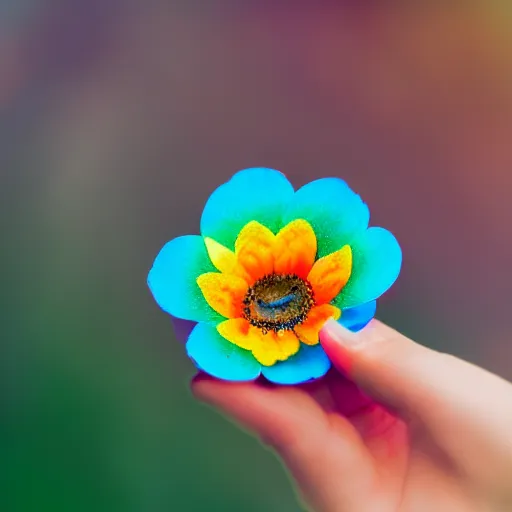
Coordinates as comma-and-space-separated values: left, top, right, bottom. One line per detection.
192, 319, 512, 512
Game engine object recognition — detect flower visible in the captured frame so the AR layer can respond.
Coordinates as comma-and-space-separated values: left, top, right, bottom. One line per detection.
147, 168, 401, 385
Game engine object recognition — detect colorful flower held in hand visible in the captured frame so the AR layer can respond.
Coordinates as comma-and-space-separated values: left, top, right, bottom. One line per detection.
148, 168, 401, 384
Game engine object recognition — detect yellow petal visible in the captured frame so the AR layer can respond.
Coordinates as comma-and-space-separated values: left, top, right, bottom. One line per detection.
204, 237, 250, 280
217, 318, 300, 366
216, 318, 259, 350
273, 219, 317, 279
307, 245, 352, 305
235, 221, 275, 282
252, 329, 300, 367
294, 304, 341, 345
196, 273, 248, 319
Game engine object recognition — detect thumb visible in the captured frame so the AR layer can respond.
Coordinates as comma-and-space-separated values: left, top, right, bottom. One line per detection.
320, 318, 512, 422
319, 318, 512, 489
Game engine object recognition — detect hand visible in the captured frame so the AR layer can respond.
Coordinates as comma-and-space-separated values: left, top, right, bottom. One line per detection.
192, 319, 512, 511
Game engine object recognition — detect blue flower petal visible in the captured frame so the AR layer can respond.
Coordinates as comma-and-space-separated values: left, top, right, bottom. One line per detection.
200, 168, 295, 249
340, 300, 377, 332
282, 178, 370, 258
186, 323, 261, 381
147, 236, 223, 323
261, 344, 331, 385
334, 227, 402, 309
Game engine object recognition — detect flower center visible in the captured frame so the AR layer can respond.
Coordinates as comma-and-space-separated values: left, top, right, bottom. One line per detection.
242, 274, 315, 334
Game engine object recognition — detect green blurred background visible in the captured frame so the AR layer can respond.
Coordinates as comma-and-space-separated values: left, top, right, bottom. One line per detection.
3, 3, 512, 511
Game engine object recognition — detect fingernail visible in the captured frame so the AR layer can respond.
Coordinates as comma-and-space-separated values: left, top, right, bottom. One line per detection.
321, 319, 363, 348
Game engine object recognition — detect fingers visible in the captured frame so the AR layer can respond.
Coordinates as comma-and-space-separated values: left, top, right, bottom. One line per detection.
192, 375, 325, 452
320, 318, 512, 417
320, 319, 512, 490
320, 319, 450, 415
191, 374, 364, 458
191, 374, 375, 512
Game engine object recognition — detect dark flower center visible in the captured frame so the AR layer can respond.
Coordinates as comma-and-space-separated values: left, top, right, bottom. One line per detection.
242, 274, 315, 334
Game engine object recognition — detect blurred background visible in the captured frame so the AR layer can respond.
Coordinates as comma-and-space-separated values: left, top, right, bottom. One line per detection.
3, 2, 512, 511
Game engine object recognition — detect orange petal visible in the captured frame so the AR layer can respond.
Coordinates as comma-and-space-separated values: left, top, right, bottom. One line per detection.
204, 237, 250, 280
252, 329, 300, 367
295, 304, 341, 345
307, 245, 352, 305
273, 219, 317, 279
235, 221, 275, 282
196, 273, 248, 318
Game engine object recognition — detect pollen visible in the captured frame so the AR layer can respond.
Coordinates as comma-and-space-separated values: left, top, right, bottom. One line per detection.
242, 274, 315, 334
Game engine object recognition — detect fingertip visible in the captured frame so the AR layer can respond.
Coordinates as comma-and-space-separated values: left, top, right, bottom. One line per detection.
190, 374, 270, 412
190, 372, 214, 394
321, 319, 364, 348
190, 373, 235, 403
320, 320, 354, 373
